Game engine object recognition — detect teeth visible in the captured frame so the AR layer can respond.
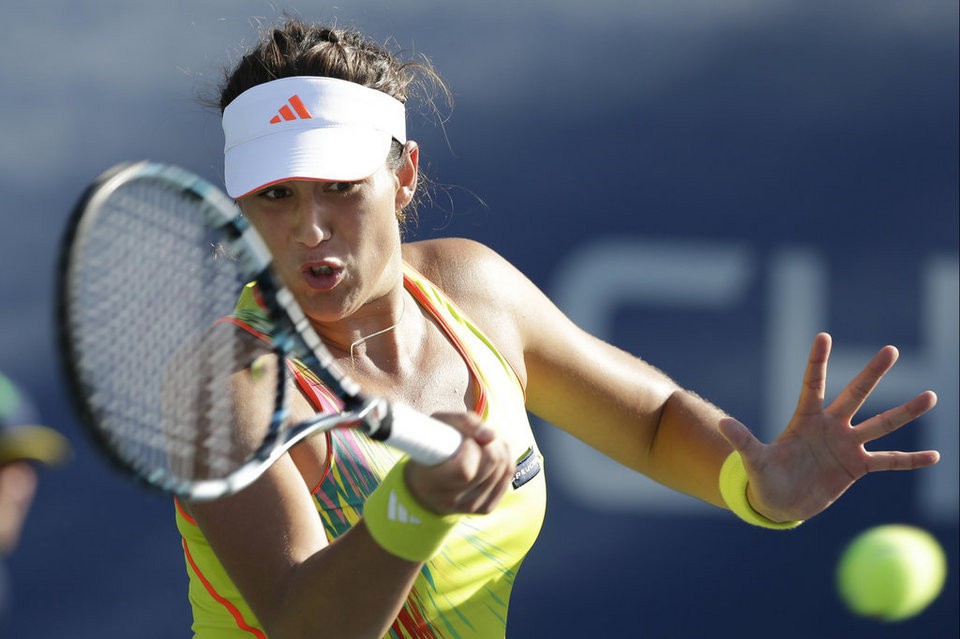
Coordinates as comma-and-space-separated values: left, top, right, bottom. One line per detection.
309, 265, 332, 275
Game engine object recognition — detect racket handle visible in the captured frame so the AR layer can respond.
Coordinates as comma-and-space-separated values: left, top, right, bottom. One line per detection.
381, 402, 463, 465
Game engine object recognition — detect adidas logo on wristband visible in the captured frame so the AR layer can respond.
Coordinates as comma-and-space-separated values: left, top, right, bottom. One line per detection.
387, 490, 422, 525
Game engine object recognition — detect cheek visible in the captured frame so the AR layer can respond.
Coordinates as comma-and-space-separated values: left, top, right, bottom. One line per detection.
244, 216, 285, 254
349, 209, 402, 275
236, 204, 268, 237
354, 188, 403, 238
354, 212, 401, 254
238, 203, 292, 247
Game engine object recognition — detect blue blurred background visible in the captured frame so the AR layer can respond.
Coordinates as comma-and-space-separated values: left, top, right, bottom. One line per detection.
1, 1, 956, 637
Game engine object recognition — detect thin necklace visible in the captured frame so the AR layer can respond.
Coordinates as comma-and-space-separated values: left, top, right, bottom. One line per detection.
349, 294, 406, 368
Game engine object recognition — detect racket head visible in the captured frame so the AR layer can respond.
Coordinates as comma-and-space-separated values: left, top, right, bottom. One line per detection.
56, 161, 289, 500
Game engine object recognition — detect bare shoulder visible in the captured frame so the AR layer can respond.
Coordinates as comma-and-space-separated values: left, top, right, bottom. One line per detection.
402, 237, 530, 378
402, 238, 520, 302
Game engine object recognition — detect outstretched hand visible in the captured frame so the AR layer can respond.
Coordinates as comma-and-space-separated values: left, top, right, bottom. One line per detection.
719, 332, 939, 523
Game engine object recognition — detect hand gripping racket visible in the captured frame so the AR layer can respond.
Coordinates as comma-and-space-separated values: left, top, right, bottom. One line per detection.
57, 161, 463, 501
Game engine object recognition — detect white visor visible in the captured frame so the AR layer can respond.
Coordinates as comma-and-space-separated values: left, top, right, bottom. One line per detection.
223, 76, 406, 198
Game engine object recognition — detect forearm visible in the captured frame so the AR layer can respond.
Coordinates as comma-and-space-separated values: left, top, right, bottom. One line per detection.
527, 341, 733, 507
518, 297, 736, 507
265, 521, 422, 639
187, 460, 426, 639
642, 388, 733, 508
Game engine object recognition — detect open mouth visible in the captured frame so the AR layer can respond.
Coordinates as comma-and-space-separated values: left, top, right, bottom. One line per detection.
301, 260, 344, 291
307, 264, 335, 276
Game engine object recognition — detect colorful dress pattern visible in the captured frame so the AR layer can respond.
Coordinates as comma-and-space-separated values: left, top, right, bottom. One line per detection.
177, 263, 546, 638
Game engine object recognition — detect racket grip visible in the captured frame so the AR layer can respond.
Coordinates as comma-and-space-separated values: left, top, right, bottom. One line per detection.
382, 402, 463, 466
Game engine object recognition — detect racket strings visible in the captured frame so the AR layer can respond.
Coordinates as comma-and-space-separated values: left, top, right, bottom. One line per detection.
66, 178, 260, 488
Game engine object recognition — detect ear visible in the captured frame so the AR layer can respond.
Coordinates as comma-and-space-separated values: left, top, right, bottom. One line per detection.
395, 141, 419, 210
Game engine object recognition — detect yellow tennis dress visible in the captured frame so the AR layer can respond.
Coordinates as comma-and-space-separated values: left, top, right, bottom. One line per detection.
176, 263, 547, 638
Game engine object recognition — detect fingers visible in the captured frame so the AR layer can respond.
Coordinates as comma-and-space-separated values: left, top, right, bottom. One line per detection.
826, 343, 899, 421
437, 439, 513, 514
794, 332, 831, 416
866, 449, 941, 472
854, 390, 938, 444
451, 450, 514, 514
405, 412, 514, 516
433, 415, 512, 513
429, 411, 495, 446
853, 390, 939, 473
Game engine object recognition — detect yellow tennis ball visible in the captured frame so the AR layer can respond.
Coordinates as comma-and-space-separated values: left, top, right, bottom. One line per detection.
837, 524, 947, 622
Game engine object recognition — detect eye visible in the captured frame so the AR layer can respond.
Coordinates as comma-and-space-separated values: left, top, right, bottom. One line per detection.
324, 181, 357, 194
256, 185, 292, 201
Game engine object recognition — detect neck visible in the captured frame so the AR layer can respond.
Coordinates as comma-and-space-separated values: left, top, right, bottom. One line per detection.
348, 293, 406, 367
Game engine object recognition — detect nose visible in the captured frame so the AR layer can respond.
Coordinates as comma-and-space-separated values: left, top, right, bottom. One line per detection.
292, 200, 330, 248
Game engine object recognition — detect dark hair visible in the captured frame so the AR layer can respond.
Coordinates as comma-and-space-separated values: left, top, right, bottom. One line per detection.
218, 18, 451, 226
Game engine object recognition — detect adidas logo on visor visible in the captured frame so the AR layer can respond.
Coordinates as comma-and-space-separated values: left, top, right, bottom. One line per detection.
269, 95, 312, 124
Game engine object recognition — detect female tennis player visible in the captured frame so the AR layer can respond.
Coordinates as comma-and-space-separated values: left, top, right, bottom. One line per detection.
175, 17, 940, 638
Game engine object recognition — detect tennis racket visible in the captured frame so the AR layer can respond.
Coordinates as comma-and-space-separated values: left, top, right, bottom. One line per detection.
57, 160, 463, 501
